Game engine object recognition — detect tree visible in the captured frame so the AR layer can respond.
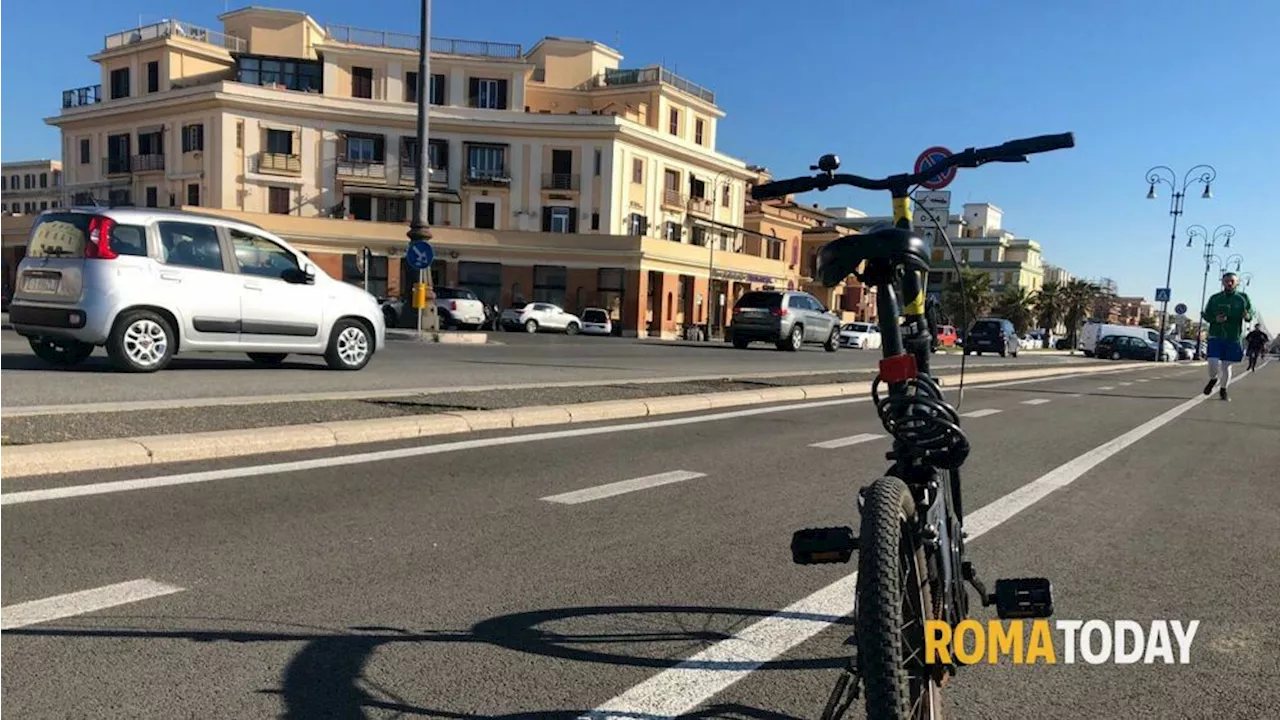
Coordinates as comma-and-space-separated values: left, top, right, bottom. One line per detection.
1061, 279, 1099, 348
993, 286, 1036, 336
941, 266, 993, 330
1138, 315, 1158, 329
1033, 282, 1065, 348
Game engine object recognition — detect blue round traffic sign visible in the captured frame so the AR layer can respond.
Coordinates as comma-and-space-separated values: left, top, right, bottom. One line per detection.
406, 239, 435, 270
915, 146, 956, 190
1175, 303, 1188, 315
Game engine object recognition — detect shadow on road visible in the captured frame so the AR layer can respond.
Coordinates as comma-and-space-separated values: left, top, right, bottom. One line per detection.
3, 604, 849, 718
0, 353, 330, 373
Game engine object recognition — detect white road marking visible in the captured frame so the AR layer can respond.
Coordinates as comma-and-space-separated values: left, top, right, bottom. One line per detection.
961, 408, 1002, 418
541, 471, 706, 505
582, 386, 1222, 719
809, 433, 885, 449
0, 579, 183, 630
1098, 386, 1115, 391
1021, 399, 1052, 406
0, 368, 1149, 508
1137, 379, 1151, 383
1120, 382, 1135, 386
1066, 393, 1084, 398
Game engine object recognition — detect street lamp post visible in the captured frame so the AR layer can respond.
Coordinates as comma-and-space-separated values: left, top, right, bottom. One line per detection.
407, 0, 436, 333
1239, 271, 1253, 288
1185, 224, 1234, 359
1145, 164, 1216, 361
1223, 253, 1243, 273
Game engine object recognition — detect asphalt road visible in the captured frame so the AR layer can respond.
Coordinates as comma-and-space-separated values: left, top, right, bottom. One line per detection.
1, 326, 1088, 410
4, 360, 1275, 718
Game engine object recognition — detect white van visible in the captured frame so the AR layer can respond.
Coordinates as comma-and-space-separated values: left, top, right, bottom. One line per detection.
1081, 322, 1160, 357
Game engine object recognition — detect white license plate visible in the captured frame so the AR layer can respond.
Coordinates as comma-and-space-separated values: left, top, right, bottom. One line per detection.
22, 275, 60, 294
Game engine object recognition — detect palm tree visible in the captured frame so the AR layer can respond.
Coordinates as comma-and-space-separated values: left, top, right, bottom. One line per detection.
1033, 282, 1065, 348
941, 266, 993, 330
1061, 279, 1099, 349
993, 286, 1036, 336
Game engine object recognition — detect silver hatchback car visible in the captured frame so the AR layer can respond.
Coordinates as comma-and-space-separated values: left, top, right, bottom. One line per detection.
10, 207, 385, 372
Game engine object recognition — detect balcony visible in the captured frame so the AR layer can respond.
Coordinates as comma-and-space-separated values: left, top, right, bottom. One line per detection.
256, 152, 302, 175
464, 169, 511, 186
336, 160, 387, 179
579, 66, 716, 104
688, 195, 714, 215
662, 189, 686, 209
104, 20, 245, 53
542, 173, 580, 191
63, 85, 102, 109
132, 154, 165, 173
324, 25, 521, 58
399, 163, 449, 185
104, 157, 132, 175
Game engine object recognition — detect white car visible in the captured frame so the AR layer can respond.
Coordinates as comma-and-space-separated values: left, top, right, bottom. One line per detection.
500, 302, 582, 334
433, 287, 487, 329
838, 322, 882, 349
580, 307, 613, 336
9, 207, 385, 372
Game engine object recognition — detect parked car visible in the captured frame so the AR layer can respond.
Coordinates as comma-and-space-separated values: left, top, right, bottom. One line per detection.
964, 318, 1019, 357
433, 286, 487, 329
936, 324, 959, 348
1080, 321, 1163, 358
1096, 334, 1158, 361
9, 207, 385, 372
728, 290, 839, 352
579, 307, 613, 336
838, 321, 882, 350
501, 302, 582, 334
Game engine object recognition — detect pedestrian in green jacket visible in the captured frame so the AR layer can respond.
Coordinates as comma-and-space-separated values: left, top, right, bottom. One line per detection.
1202, 272, 1253, 401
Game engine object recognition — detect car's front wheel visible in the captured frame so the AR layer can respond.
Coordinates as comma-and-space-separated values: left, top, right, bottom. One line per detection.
324, 319, 373, 371
565, 322, 580, 335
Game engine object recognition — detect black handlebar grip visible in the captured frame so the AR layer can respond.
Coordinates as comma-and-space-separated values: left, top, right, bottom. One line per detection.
750, 176, 819, 200
998, 133, 1075, 157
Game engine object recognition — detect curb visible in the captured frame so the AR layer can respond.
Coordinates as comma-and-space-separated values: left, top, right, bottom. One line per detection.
0, 363, 1156, 479
388, 330, 490, 344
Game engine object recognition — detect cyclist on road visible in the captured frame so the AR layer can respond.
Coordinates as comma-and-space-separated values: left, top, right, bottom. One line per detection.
1202, 272, 1253, 401
1245, 324, 1269, 372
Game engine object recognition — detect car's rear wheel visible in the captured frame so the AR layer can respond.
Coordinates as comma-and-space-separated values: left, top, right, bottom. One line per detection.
108, 310, 176, 373
1111, 350, 1121, 360
248, 352, 288, 365
324, 319, 373, 371
525, 319, 539, 334
778, 324, 803, 351
733, 336, 750, 349
28, 337, 94, 367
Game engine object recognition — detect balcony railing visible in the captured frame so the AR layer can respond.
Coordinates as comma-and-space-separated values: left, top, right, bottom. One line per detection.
399, 163, 448, 185
63, 85, 102, 109
104, 157, 132, 175
324, 25, 522, 58
104, 20, 245, 53
336, 160, 387, 179
688, 195, 714, 214
662, 189, 686, 208
256, 152, 302, 175
579, 66, 716, 104
464, 169, 511, 186
542, 173, 580, 191
132, 154, 165, 172
531, 68, 546, 82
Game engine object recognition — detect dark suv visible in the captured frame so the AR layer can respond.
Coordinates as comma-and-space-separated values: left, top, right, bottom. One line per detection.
728, 290, 840, 352
964, 317, 1019, 357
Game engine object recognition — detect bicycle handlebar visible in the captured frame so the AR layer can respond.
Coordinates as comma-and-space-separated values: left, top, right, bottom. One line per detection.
750, 132, 1075, 201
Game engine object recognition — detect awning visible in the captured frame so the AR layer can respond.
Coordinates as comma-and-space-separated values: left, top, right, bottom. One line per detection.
338, 182, 461, 205
691, 215, 785, 243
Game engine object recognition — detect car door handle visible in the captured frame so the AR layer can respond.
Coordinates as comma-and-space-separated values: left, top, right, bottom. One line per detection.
159, 271, 182, 282
243, 282, 263, 291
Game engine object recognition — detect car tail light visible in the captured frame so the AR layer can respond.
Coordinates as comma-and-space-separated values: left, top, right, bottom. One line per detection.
84, 215, 118, 260
450, 300, 458, 311
771, 308, 789, 317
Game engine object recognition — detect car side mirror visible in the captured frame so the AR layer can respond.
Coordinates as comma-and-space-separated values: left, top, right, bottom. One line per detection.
283, 267, 315, 285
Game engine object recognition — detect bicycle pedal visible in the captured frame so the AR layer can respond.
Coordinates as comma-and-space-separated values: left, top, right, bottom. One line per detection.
993, 577, 1054, 619
791, 527, 857, 565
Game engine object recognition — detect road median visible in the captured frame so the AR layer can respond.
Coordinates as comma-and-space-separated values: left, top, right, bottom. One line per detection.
0, 362, 1159, 479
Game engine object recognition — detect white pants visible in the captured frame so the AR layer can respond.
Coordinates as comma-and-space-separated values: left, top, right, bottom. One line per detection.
1207, 357, 1234, 387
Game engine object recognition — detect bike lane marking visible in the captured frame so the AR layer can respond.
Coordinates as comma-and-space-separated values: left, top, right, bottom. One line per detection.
1, 579, 184, 630
541, 471, 707, 505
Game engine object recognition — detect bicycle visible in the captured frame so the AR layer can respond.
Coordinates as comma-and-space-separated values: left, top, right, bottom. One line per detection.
752, 132, 1076, 719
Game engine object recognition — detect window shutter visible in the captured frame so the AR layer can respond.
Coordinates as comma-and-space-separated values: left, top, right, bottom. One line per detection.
337, 132, 348, 161
542, 207, 553, 232
496, 79, 509, 110
639, 216, 649, 236
567, 208, 578, 233
291, 130, 299, 155
468, 78, 480, 107
373, 136, 385, 162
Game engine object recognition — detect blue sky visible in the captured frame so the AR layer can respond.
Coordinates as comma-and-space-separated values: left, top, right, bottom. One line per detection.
4, 0, 1275, 327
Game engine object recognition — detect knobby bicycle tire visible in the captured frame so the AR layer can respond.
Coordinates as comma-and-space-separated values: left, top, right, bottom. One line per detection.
856, 476, 943, 720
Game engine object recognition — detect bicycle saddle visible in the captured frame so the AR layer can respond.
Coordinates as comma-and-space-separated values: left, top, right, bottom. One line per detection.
815, 227, 931, 288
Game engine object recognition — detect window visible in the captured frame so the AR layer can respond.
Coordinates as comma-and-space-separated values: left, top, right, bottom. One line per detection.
80, 139, 91, 164
40, 201, 49, 210
664, 169, 680, 193
405, 71, 419, 103
10, 174, 18, 187
467, 144, 505, 180
236, 121, 245, 149
542, 206, 574, 233
695, 118, 705, 145
429, 139, 448, 170
40, 173, 48, 189
345, 135, 382, 163
145, 187, 158, 208
237, 56, 322, 92
107, 223, 148, 257
430, 74, 446, 105
632, 158, 643, 184
268, 187, 291, 214
147, 61, 160, 93
138, 130, 163, 157
669, 108, 680, 135
228, 228, 301, 281
598, 268, 625, 319
375, 197, 409, 223
158, 221, 224, 271
187, 183, 200, 207
591, 212, 600, 231
594, 149, 602, 176
627, 213, 648, 237
347, 194, 373, 221
721, 185, 731, 208
766, 233, 783, 260
24, 175, 32, 190
664, 221, 682, 242
458, 261, 502, 307
351, 66, 374, 99
691, 226, 708, 247
182, 124, 204, 152
533, 265, 568, 306
110, 67, 130, 99
474, 201, 496, 229
265, 129, 293, 155
469, 78, 507, 109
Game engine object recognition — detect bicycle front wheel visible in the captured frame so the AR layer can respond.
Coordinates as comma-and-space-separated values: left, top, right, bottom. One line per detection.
856, 476, 943, 719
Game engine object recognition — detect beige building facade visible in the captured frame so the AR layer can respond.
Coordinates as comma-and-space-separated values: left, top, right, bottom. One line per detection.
2, 160, 64, 215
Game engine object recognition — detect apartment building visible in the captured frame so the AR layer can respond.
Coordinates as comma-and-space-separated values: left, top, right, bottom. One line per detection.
2, 160, 63, 215
42, 7, 789, 337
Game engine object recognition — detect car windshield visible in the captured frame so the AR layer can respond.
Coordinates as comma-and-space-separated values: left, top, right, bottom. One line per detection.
735, 292, 782, 310
844, 323, 871, 333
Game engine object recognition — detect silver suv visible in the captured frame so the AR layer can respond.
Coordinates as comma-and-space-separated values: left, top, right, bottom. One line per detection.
729, 290, 840, 352
9, 207, 385, 372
